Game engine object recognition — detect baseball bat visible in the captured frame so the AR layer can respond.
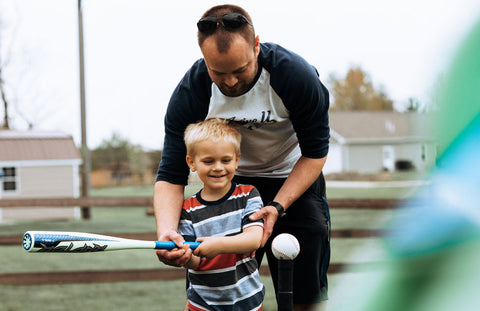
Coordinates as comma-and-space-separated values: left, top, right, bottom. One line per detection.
22, 231, 200, 253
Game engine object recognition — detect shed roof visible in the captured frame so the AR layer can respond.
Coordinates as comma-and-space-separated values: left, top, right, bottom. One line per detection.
329, 111, 432, 143
0, 130, 82, 162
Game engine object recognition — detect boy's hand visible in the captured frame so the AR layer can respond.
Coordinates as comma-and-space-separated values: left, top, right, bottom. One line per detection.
193, 237, 221, 259
155, 230, 193, 267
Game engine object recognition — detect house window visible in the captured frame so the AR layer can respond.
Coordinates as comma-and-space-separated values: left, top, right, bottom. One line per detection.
2, 167, 17, 192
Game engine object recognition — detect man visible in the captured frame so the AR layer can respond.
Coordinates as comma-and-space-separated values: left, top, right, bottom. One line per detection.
154, 4, 330, 310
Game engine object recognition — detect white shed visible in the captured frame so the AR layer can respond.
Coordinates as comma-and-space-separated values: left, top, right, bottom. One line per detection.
0, 130, 82, 222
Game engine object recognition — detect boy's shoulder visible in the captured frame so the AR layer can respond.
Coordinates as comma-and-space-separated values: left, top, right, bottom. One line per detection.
232, 183, 259, 197
182, 194, 202, 211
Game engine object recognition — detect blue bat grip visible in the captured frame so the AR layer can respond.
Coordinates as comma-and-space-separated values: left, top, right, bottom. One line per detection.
154, 241, 200, 250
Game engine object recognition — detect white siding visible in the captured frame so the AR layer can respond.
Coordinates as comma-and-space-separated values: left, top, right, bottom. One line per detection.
0, 165, 81, 222
323, 144, 342, 174
19, 165, 75, 198
336, 141, 437, 174
395, 142, 436, 171
1, 207, 80, 222
347, 145, 385, 173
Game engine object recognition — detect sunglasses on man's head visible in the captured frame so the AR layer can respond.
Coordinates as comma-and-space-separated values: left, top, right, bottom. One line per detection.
197, 13, 253, 33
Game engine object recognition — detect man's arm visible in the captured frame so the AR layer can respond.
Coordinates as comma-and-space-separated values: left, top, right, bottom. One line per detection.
250, 155, 327, 246
154, 180, 193, 267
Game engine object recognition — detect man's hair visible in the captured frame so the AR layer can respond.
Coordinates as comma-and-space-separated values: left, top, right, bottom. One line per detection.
197, 4, 255, 53
184, 118, 242, 156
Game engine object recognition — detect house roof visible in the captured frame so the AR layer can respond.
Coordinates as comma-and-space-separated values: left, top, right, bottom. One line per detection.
0, 130, 82, 162
329, 111, 433, 144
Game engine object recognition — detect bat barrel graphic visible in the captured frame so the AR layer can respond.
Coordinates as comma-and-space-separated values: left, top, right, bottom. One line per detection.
22, 231, 200, 253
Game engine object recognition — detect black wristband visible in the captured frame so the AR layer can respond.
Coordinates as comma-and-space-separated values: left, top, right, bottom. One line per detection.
268, 201, 286, 218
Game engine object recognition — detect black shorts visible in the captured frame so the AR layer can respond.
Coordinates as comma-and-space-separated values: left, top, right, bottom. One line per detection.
233, 173, 331, 304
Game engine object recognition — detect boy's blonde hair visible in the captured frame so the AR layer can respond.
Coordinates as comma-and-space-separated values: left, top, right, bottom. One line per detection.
184, 118, 241, 156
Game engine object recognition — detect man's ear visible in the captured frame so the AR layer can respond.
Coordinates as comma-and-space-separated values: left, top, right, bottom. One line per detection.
254, 35, 260, 57
186, 155, 196, 172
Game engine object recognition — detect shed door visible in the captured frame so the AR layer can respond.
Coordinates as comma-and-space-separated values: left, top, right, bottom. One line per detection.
382, 146, 395, 171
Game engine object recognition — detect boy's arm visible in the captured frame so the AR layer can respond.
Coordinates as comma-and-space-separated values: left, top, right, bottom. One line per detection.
154, 181, 193, 267
192, 225, 263, 259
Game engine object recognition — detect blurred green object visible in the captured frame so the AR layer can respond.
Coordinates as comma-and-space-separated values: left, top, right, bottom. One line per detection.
356, 19, 480, 311
433, 19, 480, 154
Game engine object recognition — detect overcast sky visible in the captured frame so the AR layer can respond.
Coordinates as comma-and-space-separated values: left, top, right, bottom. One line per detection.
2, 0, 480, 149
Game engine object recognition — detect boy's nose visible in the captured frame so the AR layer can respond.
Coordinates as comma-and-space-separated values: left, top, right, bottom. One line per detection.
213, 161, 223, 170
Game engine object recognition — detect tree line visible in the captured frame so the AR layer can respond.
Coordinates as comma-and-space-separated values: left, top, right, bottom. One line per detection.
89, 132, 162, 184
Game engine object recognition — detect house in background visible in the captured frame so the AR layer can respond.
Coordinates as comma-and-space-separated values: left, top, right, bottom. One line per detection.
0, 130, 82, 222
323, 111, 437, 174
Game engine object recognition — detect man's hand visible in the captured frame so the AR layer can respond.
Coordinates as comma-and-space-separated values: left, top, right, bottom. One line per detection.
155, 230, 192, 267
249, 205, 278, 247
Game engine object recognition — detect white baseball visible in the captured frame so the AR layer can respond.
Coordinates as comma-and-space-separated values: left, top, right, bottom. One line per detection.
271, 233, 300, 260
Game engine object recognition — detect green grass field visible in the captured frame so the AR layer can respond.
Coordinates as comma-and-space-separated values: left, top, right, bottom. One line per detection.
0, 182, 425, 310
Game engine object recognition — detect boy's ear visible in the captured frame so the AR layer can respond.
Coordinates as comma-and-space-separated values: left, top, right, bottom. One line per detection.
186, 155, 196, 172
235, 153, 240, 169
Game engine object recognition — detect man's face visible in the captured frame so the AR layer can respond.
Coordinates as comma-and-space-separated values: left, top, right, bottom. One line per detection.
201, 35, 260, 97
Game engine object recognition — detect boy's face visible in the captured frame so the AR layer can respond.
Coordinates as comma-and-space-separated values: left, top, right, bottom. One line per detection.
186, 139, 239, 197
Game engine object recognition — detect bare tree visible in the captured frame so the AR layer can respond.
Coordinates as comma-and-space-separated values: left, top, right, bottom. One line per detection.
0, 2, 55, 131
405, 97, 421, 112
0, 4, 15, 129
0, 68, 9, 129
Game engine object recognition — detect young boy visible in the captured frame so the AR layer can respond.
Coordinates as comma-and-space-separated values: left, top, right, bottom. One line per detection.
179, 118, 265, 311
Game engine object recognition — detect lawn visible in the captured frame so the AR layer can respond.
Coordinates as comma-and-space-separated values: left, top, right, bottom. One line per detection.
0, 182, 424, 310
0, 277, 279, 311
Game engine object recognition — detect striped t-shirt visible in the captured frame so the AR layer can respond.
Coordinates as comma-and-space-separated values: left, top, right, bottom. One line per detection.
178, 182, 265, 311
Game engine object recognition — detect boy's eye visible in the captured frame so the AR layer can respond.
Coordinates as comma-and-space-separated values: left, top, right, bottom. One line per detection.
222, 159, 232, 163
